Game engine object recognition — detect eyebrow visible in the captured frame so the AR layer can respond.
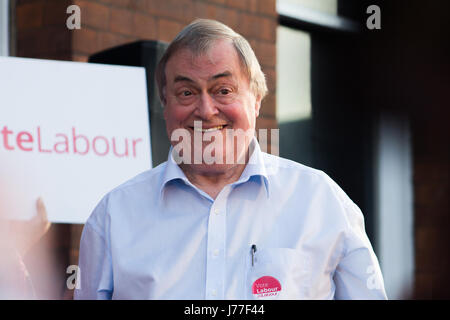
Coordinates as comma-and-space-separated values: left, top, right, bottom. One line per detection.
173, 71, 233, 84
210, 71, 232, 80
174, 75, 194, 83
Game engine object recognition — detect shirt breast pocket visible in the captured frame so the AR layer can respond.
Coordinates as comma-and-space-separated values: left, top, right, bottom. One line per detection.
245, 248, 311, 300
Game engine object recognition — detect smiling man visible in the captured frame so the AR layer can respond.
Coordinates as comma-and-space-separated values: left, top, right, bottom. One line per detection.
160, 35, 263, 199
75, 19, 387, 300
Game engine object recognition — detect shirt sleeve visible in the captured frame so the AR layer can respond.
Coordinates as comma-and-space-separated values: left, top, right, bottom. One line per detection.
74, 199, 113, 300
333, 197, 388, 300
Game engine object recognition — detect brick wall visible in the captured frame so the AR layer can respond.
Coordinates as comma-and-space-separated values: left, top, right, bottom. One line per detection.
14, 0, 278, 299
388, 1, 450, 299
355, 0, 450, 299
12, 0, 450, 300
412, 109, 450, 299
15, 0, 277, 130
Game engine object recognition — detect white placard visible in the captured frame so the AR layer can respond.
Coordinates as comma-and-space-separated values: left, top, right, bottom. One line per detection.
0, 56, 152, 224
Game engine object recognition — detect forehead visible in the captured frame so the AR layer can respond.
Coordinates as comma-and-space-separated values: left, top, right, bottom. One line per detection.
165, 40, 247, 82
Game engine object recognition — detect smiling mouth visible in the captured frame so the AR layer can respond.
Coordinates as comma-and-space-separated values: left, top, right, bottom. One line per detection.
191, 125, 227, 133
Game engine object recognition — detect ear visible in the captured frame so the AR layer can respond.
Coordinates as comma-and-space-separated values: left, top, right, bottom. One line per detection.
162, 87, 167, 119
254, 94, 262, 118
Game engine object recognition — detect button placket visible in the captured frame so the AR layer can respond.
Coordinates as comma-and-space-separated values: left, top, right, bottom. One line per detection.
204, 187, 231, 299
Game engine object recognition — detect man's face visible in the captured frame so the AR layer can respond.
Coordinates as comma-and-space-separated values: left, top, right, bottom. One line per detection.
163, 40, 262, 174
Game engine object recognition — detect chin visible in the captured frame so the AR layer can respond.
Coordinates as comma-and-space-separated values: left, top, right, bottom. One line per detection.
186, 162, 241, 176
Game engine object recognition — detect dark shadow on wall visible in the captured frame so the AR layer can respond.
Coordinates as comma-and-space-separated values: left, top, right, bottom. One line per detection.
279, 0, 450, 299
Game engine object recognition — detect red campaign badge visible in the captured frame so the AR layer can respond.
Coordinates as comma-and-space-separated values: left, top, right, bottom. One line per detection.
252, 276, 282, 298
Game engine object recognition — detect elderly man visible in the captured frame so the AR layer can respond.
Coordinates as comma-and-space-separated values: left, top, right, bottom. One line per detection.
75, 19, 386, 300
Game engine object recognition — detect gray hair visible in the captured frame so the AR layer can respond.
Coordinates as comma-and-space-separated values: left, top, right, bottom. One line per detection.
155, 19, 268, 105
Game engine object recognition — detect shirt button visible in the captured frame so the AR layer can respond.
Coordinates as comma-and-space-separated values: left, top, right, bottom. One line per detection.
211, 289, 217, 297
214, 208, 220, 215
213, 249, 219, 257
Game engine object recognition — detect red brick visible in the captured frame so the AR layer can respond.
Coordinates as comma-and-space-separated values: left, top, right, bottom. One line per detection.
413, 273, 434, 299
237, 13, 276, 41
109, 7, 134, 35
256, 116, 278, 130
415, 181, 448, 208
43, 0, 72, 26
235, 12, 258, 39
259, 92, 276, 118
264, 67, 276, 93
16, 2, 44, 29
259, 16, 277, 42
415, 206, 450, 228
17, 25, 71, 57
97, 31, 132, 51
256, 116, 279, 154
128, 0, 149, 13
414, 226, 449, 275
148, 0, 195, 23
133, 12, 157, 40
226, 0, 247, 11
205, 0, 227, 4
45, 26, 72, 54
34, 52, 73, 61
194, 3, 239, 30
72, 27, 99, 54
194, 1, 218, 19
98, 0, 132, 8
256, 0, 277, 17
414, 160, 449, 183
16, 31, 36, 56
212, 6, 240, 31
98, 0, 148, 11
253, 40, 276, 68
157, 18, 183, 43
17, 0, 43, 4
248, 0, 258, 12
76, 0, 110, 30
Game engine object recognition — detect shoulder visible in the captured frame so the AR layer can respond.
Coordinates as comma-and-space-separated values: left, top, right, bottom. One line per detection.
108, 161, 167, 196
263, 154, 366, 239
262, 152, 333, 186
84, 161, 167, 229
263, 152, 358, 215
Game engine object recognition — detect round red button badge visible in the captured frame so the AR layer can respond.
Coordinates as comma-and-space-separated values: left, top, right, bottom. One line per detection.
252, 276, 282, 298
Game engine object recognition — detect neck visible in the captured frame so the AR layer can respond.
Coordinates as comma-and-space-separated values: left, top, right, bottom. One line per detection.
180, 163, 246, 199
175, 139, 256, 199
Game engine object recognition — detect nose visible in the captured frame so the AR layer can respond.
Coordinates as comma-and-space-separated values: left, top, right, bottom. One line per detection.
195, 93, 219, 120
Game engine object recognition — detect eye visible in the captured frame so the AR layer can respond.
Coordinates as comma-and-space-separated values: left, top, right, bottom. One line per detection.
175, 88, 197, 105
219, 88, 231, 95
213, 86, 235, 104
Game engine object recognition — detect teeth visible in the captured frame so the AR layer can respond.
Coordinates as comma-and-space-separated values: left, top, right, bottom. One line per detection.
193, 125, 224, 132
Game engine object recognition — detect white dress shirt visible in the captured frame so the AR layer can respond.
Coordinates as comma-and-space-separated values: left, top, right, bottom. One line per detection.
74, 139, 387, 300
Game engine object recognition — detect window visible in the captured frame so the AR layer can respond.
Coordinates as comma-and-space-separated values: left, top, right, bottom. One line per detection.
280, 0, 337, 15
277, 0, 359, 33
276, 26, 311, 122
0, 0, 9, 56
276, 23, 314, 166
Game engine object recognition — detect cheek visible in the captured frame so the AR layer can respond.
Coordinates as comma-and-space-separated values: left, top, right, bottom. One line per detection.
224, 102, 256, 128
165, 106, 192, 127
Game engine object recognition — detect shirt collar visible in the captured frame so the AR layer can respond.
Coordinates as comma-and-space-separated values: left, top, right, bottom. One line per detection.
159, 137, 270, 199
159, 146, 190, 198
234, 137, 270, 197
